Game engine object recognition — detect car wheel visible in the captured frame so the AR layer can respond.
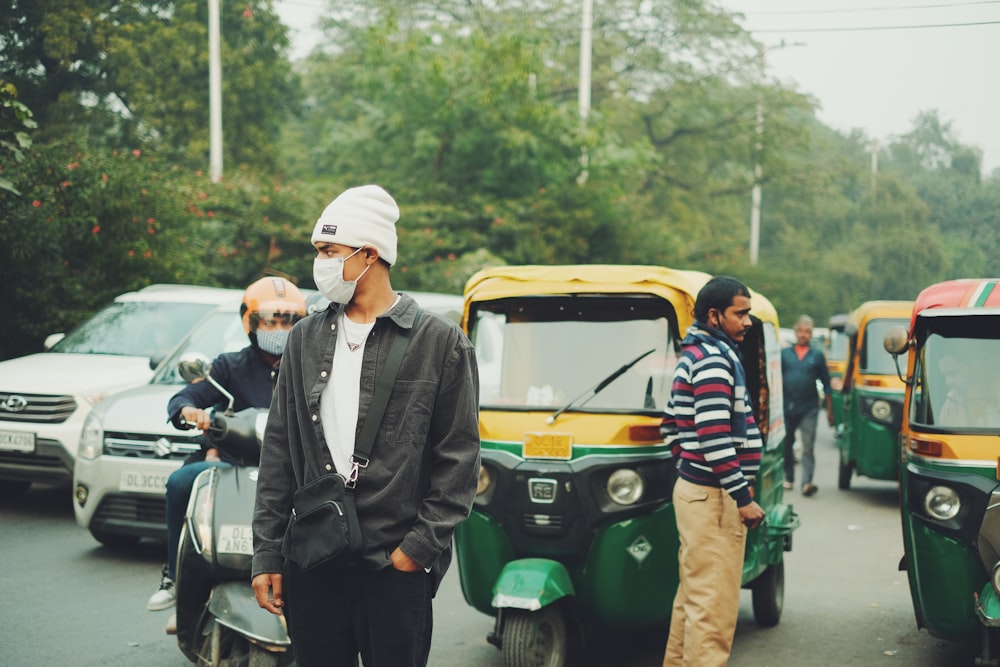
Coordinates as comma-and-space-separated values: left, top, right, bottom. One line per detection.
502, 607, 568, 667
0, 480, 31, 499
89, 527, 140, 548
751, 561, 784, 627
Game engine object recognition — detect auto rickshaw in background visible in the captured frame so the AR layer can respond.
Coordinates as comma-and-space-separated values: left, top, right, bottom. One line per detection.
825, 313, 850, 430
454, 265, 799, 667
883, 279, 1000, 664
837, 300, 913, 490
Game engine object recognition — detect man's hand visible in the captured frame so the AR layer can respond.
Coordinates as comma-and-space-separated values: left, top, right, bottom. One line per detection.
390, 546, 421, 572
180, 406, 212, 431
252, 573, 284, 615
739, 500, 766, 529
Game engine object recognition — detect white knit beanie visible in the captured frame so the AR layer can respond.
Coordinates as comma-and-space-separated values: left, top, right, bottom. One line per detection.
311, 185, 400, 266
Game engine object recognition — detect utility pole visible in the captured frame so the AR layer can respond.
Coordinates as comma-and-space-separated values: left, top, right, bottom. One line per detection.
749, 49, 764, 266
577, 0, 592, 185
208, 0, 223, 183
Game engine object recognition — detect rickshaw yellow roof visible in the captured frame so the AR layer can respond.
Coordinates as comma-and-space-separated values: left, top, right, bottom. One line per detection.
463, 265, 779, 331
847, 300, 915, 328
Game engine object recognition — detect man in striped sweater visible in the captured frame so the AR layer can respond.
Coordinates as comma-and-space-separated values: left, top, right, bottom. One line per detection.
662, 276, 766, 667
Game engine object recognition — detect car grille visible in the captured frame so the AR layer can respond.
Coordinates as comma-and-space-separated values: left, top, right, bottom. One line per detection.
104, 432, 201, 460
93, 494, 167, 526
0, 392, 76, 424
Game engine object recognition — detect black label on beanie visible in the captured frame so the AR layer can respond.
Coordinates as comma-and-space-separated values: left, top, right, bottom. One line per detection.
321, 224, 338, 235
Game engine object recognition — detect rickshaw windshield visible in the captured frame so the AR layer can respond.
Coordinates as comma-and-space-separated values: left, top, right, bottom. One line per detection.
861, 318, 909, 374
470, 294, 679, 414
910, 319, 1000, 430
826, 329, 849, 362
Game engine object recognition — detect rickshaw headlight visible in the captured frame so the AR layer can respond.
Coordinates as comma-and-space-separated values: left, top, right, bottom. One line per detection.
870, 399, 892, 423
924, 485, 961, 521
607, 469, 643, 505
992, 563, 1000, 597
476, 464, 492, 496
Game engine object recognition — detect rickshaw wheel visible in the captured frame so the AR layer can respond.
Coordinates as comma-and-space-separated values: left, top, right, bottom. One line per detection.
502, 607, 567, 667
751, 561, 784, 627
838, 451, 854, 490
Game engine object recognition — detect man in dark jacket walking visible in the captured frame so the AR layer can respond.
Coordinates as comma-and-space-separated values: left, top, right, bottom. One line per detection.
781, 315, 833, 496
251, 184, 481, 667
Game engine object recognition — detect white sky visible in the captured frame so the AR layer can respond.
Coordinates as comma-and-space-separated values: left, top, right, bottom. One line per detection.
276, 0, 1000, 174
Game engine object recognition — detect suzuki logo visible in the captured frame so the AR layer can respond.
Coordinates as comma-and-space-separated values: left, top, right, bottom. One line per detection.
1, 395, 28, 413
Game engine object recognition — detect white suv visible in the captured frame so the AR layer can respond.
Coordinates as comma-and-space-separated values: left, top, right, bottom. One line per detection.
0, 284, 242, 497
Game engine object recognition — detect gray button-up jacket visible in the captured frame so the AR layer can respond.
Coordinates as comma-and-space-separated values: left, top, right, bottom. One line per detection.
251, 293, 480, 586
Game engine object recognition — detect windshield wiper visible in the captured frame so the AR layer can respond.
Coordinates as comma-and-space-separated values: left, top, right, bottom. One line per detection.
546, 348, 656, 425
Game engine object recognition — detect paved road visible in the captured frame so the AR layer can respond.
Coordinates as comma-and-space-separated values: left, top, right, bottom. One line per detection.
0, 420, 982, 665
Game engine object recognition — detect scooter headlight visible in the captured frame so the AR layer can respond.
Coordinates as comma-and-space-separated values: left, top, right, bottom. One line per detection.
187, 469, 217, 557
924, 485, 960, 521
992, 562, 1000, 597
607, 469, 643, 505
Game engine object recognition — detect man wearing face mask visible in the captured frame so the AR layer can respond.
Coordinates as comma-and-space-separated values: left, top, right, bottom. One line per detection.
251, 184, 481, 667
146, 277, 307, 634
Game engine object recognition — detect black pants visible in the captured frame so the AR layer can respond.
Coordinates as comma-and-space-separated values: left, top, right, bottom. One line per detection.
284, 561, 434, 667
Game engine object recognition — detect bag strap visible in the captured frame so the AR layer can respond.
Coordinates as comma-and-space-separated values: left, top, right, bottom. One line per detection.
347, 307, 423, 488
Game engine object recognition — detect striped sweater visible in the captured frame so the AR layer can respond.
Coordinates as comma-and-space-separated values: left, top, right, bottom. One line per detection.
661, 323, 762, 507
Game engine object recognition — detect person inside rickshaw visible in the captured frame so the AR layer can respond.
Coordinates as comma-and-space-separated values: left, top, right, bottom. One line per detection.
930, 339, 1000, 428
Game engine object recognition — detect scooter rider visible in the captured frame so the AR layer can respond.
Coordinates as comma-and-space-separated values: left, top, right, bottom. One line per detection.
146, 277, 307, 625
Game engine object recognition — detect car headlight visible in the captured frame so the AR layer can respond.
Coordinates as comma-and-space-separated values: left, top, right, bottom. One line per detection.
924, 485, 960, 521
77, 412, 104, 460
870, 399, 892, 422
607, 469, 643, 505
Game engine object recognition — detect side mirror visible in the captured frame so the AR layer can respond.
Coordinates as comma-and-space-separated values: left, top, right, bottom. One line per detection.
178, 352, 236, 415
44, 333, 65, 351
844, 322, 858, 337
178, 353, 213, 384
883, 325, 910, 356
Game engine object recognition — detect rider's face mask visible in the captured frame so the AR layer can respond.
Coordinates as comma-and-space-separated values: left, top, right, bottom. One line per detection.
313, 247, 369, 304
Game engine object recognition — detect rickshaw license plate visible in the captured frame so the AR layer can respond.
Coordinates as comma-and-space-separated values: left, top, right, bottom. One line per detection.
523, 433, 573, 460
217, 524, 254, 555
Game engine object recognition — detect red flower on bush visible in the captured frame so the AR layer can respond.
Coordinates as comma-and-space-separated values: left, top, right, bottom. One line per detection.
32, 200, 41, 207
132, 149, 141, 157
92, 225, 101, 235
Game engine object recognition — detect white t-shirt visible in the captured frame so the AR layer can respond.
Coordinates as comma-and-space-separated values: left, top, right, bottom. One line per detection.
320, 312, 376, 476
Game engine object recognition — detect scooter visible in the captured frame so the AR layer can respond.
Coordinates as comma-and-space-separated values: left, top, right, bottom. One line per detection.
172, 353, 292, 666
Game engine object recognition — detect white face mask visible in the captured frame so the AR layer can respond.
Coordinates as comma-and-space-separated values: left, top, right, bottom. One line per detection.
313, 247, 369, 304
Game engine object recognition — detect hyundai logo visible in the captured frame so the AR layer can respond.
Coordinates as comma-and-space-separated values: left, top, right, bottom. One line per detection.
1, 395, 28, 413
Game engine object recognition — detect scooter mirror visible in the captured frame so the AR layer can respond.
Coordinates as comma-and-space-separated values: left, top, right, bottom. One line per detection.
178, 353, 213, 384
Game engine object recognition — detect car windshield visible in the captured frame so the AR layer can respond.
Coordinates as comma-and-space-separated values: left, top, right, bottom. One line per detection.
469, 295, 678, 414
153, 310, 249, 384
50, 300, 217, 360
911, 327, 1000, 430
861, 318, 909, 375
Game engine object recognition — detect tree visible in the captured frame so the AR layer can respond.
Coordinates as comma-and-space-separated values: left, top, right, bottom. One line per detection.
0, 0, 299, 170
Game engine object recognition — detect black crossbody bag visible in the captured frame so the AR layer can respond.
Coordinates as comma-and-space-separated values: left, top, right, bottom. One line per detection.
287, 310, 422, 571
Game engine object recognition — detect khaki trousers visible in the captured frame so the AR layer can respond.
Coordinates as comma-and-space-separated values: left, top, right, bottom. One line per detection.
663, 478, 748, 667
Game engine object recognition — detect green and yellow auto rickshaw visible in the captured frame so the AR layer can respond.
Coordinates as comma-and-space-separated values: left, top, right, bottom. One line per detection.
826, 313, 850, 429
837, 300, 913, 490
454, 265, 799, 666
884, 279, 1000, 662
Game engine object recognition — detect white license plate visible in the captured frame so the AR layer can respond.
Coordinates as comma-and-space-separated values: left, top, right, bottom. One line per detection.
217, 524, 254, 555
118, 470, 169, 494
0, 430, 35, 453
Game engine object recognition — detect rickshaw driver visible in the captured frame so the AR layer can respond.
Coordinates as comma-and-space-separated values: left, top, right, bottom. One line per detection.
661, 276, 765, 667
